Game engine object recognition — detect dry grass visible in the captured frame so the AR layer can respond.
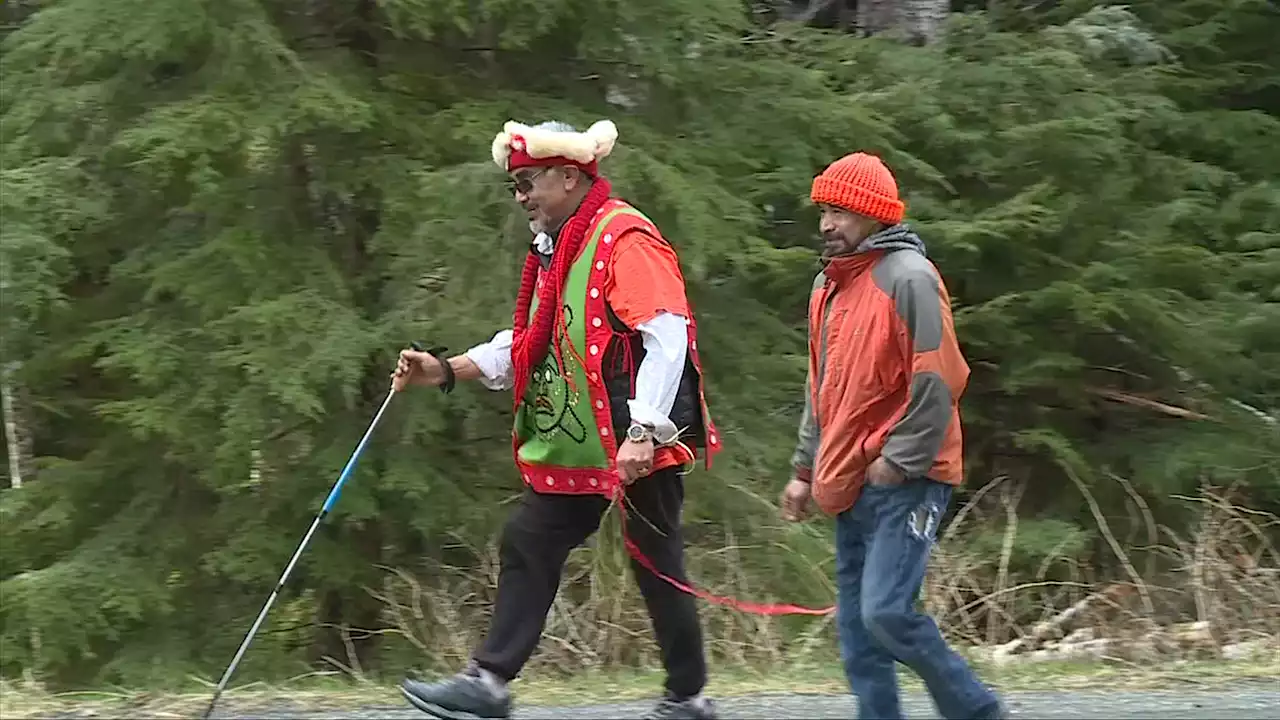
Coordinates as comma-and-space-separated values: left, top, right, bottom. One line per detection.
366, 478, 1278, 677
369, 504, 837, 678
924, 479, 1280, 661
5, 478, 1277, 719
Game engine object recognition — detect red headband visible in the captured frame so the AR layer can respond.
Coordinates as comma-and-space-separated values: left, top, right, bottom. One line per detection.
506, 134, 599, 176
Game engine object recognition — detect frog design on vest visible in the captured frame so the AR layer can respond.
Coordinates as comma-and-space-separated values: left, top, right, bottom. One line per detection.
529, 304, 587, 444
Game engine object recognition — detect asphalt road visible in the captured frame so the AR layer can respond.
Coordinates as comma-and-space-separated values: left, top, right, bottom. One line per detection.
214, 686, 1280, 719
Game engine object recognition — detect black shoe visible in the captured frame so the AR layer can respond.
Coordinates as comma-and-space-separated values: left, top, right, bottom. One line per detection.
642, 694, 718, 720
400, 663, 512, 720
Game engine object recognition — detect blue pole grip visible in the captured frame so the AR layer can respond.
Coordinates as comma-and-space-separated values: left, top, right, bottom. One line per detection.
320, 445, 366, 515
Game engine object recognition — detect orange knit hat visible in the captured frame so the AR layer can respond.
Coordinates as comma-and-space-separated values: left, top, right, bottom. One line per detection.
810, 152, 904, 225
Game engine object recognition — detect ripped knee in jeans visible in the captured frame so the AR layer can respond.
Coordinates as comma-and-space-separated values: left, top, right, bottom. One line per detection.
906, 500, 943, 542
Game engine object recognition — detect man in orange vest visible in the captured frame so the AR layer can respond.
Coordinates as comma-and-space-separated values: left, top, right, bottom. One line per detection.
393, 119, 721, 720
780, 152, 1007, 719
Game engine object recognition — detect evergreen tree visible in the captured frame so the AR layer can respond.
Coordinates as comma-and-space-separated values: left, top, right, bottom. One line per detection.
1, 0, 1276, 687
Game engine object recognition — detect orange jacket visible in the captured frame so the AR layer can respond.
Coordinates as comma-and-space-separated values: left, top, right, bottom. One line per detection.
792, 226, 970, 516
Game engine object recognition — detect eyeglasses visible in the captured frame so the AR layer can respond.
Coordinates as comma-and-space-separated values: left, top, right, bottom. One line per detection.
506, 168, 550, 196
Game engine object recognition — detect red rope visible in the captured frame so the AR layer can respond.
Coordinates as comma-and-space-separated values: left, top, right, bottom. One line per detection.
614, 490, 836, 617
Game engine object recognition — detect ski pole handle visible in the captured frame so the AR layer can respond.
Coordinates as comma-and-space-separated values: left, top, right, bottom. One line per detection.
409, 341, 455, 394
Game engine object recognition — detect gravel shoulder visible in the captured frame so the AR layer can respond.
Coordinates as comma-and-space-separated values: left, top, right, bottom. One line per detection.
211, 685, 1280, 720
9, 663, 1280, 719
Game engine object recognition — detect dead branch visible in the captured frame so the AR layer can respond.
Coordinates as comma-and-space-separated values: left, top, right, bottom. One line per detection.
1085, 386, 1210, 420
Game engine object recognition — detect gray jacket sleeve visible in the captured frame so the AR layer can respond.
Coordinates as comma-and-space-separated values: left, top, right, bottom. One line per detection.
791, 371, 819, 476
791, 272, 827, 477
878, 261, 966, 477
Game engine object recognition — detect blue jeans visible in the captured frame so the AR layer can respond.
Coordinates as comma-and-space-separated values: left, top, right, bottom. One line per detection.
835, 477, 1002, 719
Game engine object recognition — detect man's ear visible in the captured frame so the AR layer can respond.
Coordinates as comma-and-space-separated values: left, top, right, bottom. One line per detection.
563, 166, 585, 191
859, 215, 883, 238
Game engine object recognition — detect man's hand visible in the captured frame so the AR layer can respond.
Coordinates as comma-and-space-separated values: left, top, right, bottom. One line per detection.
866, 456, 906, 487
780, 477, 812, 522
391, 348, 446, 392
616, 438, 655, 485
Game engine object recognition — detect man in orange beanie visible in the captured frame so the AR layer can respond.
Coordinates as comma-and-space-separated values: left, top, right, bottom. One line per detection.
779, 152, 1006, 719
392, 119, 721, 720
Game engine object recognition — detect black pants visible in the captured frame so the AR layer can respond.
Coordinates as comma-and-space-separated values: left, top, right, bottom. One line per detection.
472, 467, 708, 699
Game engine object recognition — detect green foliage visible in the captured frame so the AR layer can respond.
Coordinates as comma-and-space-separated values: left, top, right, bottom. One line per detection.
1, 0, 1277, 688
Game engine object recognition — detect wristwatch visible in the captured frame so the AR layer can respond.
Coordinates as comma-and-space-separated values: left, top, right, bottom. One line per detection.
626, 422, 654, 444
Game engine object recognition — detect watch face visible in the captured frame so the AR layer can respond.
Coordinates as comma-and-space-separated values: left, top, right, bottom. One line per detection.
627, 424, 648, 441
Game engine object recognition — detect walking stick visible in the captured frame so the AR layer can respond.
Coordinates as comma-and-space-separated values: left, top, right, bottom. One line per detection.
201, 342, 448, 719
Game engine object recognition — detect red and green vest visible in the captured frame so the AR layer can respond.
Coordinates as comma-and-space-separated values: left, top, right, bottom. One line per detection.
511, 198, 721, 497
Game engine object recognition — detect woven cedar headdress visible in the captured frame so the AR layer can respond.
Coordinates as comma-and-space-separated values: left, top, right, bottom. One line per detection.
493, 119, 619, 405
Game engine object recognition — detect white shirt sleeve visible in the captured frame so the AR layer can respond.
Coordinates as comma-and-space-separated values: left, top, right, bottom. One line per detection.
464, 329, 514, 391
462, 313, 692, 442
627, 311, 690, 445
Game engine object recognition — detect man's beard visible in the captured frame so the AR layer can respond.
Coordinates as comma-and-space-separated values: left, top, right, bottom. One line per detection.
821, 235, 853, 258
